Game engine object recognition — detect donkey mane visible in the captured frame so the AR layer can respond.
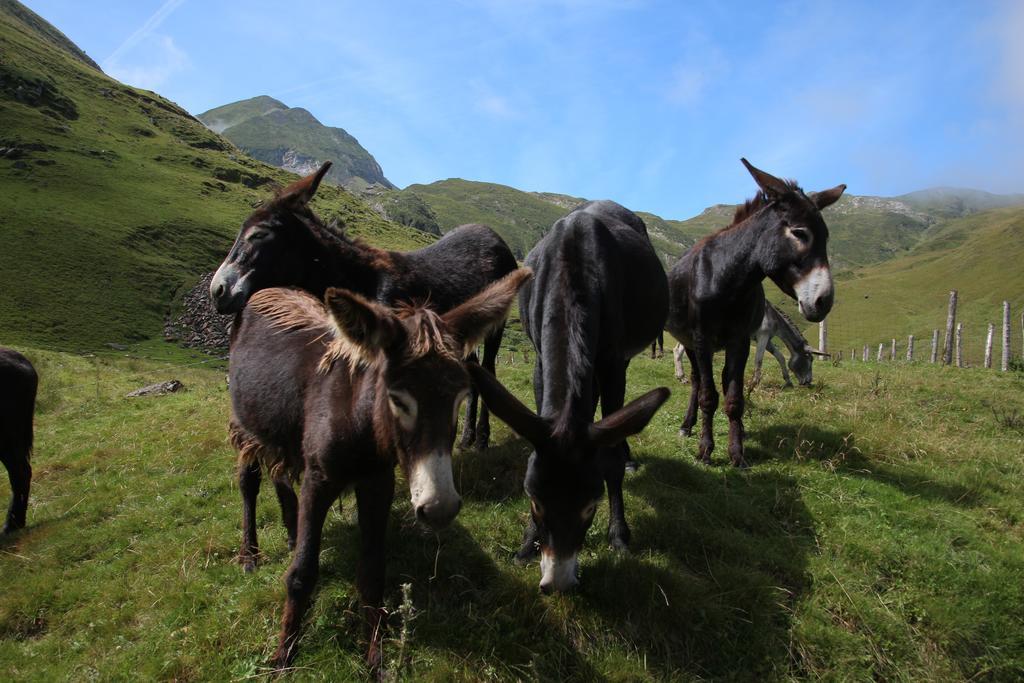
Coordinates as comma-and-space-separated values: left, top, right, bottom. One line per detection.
294, 213, 395, 271
730, 179, 802, 226
554, 226, 597, 437
770, 304, 809, 345
247, 288, 458, 373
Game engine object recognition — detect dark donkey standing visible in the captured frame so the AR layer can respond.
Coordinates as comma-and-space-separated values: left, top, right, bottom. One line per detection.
0, 348, 36, 534
210, 162, 517, 451
467, 200, 670, 593
666, 159, 845, 466
229, 269, 532, 669
210, 165, 517, 569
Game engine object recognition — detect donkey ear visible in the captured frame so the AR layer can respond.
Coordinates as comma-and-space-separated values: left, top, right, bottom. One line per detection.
442, 268, 533, 358
587, 387, 670, 448
465, 362, 550, 447
804, 345, 831, 357
740, 158, 790, 198
324, 286, 403, 361
278, 162, 333, 207
809, 184, 846, 210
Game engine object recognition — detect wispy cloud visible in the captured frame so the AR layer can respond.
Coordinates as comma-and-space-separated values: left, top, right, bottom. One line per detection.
102, 0, 189, 91
102, 0, 187, 67
106, 35, 189, 91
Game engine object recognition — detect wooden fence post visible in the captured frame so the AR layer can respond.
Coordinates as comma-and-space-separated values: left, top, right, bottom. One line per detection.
955, 322, 963, 368
837, 350, 843, 362
890, 338, 896, 361
985, 323, 994, 369
907, 334, 914, 361
877, 343, 884, 362
930, 329, 939, 363
851, 348, 856, 362
1002, 301, 1011, 372
943, 290, 958, 365
863, 344, 869, 362
818, 320, 827, 355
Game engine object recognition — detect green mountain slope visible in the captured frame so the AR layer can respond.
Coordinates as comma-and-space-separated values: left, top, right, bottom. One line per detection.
197, 96, 394, 191
770, 206, 1024, 366
0, 0, 100, 71
402, 178, 570, 259
0, 2, 432, 351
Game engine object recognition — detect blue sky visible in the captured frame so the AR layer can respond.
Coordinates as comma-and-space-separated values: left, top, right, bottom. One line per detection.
24, 0, 1024, 218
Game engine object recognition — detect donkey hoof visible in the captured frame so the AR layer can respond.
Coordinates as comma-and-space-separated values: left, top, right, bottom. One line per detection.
458, 432, 476, 449
679, 426, 693, 437
624, 459, 640, 473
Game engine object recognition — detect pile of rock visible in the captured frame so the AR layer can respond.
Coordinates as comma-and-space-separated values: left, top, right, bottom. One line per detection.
165, 272, 232, 351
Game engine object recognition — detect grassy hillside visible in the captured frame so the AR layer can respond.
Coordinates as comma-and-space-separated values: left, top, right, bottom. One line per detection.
793, 206, 1024, 367
197, 96, 395, 191
1, 346, 1022, 680
402, 179, 570, 259
0, 4, 432, 352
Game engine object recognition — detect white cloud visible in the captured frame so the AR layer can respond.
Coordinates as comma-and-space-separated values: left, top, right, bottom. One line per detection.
105, 35, 189, 91
103, 0, 186, 67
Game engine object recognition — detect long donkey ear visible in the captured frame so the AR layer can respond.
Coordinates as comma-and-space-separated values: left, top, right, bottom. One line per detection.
278, 161, 333, 207
740, 158, 790, 198
465, 362, 550, 447
442, 268, 533, 358
809, 184, 846, 210
324, 286, 403, 364
587, 387, 671, 448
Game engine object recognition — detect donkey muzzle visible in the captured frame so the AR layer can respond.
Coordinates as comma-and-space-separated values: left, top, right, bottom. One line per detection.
795, 265, 834, 323
409, 452, 461, 530
209, 264, 250, 314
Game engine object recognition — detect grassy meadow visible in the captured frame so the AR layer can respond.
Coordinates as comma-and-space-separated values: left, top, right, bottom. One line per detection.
1, 345, 1022, 681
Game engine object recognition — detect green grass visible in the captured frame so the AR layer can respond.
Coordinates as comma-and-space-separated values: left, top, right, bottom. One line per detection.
776, 206, 1024, 367
0, 6, 433, 352
2, 345, 1022, 680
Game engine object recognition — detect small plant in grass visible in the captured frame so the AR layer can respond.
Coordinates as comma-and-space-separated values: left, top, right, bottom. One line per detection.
383, 582, 417, 680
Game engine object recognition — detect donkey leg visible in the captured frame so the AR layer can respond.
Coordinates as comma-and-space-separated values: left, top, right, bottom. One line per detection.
474, 324, 506, 449
459, 350, 480, 448
750, 337, 768, 390
766, 341, 792, 387
680, 346, 700, 436
515, 516, 542, 564
694, 345, 718, 465
238, 460, 262, 572
1, 451, 31, 533
723, 342, 751, 468
272, 473, 299, 551
271, 470, 341, 670
599, 361, 632, 548
354, 469, 395, 673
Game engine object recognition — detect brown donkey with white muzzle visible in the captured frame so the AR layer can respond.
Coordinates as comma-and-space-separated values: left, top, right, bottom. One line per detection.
227, 268, 532, 671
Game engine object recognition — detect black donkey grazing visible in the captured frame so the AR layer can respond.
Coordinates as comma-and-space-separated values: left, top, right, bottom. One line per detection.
468, 200, 670, 593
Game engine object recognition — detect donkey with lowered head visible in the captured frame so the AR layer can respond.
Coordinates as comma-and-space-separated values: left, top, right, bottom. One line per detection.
469, 200, 670, 594
667, 159, 844, 467
750, 303, 829, 388
228, 268, 532, 670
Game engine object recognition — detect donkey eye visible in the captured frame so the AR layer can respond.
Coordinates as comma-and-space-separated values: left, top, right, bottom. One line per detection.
582, 501, 598, 520
249, 229, 271, 241
789, 227, 811, 244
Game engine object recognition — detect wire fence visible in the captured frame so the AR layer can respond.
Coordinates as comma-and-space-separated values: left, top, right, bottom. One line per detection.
765, 289, 1023, 371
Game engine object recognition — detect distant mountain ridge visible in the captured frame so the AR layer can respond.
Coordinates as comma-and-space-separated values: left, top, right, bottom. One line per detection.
197, 96, 394, 192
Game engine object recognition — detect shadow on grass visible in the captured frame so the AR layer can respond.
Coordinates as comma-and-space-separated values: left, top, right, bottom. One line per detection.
316, 513, 601, 680
750, 422, 985, 508
596, 453, 816, 679
454, 436, 531, 503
